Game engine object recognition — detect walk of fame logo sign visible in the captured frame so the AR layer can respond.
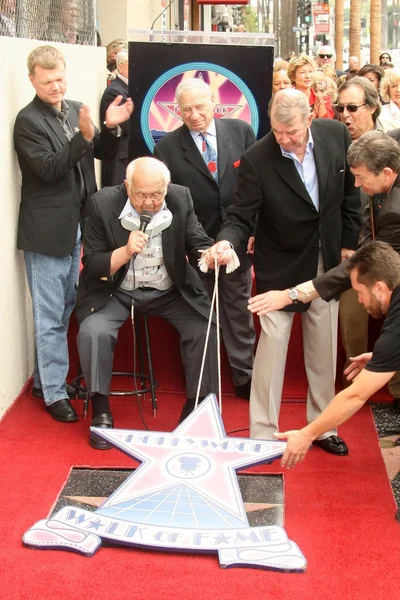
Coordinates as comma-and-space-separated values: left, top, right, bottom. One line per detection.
23, 396, 307, 572
140, 62, 259, 152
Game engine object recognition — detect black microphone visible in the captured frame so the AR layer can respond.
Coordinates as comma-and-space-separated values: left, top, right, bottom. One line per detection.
131, 210, 153, 261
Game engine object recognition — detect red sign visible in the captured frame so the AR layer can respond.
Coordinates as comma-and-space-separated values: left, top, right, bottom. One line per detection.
313, 4, 330, 34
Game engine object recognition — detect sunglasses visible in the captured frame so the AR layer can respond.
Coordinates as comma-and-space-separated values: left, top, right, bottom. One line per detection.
318, 54, 332, 59
335, 102, 367, 113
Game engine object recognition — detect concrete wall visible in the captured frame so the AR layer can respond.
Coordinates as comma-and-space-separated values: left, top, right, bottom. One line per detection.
97, 0, 171, 45
0, 36, 106, 418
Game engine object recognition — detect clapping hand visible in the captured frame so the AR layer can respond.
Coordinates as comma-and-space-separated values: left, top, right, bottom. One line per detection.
104, 95, 134, 128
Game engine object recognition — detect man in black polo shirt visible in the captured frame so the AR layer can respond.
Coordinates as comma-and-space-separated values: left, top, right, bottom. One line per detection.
275, 241, 400, 473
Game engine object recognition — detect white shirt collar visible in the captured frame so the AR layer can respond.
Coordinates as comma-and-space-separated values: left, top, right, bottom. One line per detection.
280, 128, 314, 159
189, 118, 217, 141
119, 198, 166, 220
117, 73, 128, 86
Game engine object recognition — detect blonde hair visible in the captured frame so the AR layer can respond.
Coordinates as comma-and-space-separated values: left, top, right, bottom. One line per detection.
380, 69, 400, 103
320, 63, 337, 81
287, 54, 316, 84
274, 59, 289, 73
27, 45, 65, 76
312, 71, 338, 102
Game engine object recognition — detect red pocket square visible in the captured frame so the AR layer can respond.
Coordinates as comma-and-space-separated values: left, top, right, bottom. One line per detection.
233, 160, 240, 168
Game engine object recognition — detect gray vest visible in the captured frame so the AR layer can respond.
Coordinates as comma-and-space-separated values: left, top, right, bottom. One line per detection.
120, 209, 173, 291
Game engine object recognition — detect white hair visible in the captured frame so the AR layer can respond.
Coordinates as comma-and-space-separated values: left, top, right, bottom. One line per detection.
116, 50, 128, 68
175, 78, 212, 104
126, 157, 171, 187
269, 88, 310, 125
318, 45, 336, 61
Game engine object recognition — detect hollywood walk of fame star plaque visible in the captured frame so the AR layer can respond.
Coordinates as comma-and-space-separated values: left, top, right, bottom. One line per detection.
22, 395, 306, 571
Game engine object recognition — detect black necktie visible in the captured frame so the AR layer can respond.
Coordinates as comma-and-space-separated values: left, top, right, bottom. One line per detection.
372, 192, 386, 222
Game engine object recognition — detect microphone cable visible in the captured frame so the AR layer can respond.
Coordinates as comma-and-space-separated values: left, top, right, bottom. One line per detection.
130, 210, 153, 431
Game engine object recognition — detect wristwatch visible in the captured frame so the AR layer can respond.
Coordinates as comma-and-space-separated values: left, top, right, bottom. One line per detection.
288, 287, 299, 304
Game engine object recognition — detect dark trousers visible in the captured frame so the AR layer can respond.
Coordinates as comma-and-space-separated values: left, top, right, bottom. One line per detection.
77, 286, 218, 400
201, 267, 254, 387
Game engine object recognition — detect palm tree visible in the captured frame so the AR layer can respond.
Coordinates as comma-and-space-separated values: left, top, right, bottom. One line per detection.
370, 0, 381, 64
349, 0, 361, 64
335, 0, 345, 71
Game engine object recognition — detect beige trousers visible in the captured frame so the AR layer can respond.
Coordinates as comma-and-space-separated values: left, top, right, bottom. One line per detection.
250, 253, 339, 440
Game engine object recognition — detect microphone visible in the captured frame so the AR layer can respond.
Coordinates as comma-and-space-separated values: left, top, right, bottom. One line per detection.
132, 210, 153, 261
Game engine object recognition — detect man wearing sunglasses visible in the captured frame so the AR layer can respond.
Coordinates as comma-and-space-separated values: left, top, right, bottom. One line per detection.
335, 77, 383, 142
316, 45, 345, 77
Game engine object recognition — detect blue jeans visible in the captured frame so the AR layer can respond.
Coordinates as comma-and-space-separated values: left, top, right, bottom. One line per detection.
24, 225, 81, 406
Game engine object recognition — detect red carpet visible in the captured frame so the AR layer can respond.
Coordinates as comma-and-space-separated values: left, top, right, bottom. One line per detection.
0, 386, 399, 599
68, 312, 392, 402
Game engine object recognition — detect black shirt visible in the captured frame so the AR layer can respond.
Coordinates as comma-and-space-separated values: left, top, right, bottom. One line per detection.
366, 286, 400, 373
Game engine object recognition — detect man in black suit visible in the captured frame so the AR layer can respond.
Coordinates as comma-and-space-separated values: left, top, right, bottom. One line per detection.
206, 88, 361, 455
100, 50, 130, 187
154, 78, 256, 400
14, 45, 133, 423
76, 157, 218, 449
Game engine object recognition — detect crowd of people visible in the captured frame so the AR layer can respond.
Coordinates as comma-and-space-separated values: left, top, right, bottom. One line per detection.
12, 41, 400, 491
273, 44, 400, 131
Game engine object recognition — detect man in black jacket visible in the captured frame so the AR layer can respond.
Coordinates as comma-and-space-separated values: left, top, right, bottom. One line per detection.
206, 88, 360, 456
100, 50, 131, 187
14, 45, 133, 423
76, 157, 218, 449
154, 78, 256, 399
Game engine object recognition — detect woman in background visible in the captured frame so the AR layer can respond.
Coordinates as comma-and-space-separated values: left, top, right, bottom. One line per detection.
288, 54, 334, 118
379, 69, 400, 131
272, 59, 292, 95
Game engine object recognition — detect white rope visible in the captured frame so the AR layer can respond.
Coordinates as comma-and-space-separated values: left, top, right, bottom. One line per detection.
195, 248, 240, 414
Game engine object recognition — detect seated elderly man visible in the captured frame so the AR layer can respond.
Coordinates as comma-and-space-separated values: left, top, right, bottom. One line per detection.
76, 157, 218, 449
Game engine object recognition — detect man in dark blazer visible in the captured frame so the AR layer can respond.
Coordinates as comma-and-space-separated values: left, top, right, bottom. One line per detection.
100, 50, 130, 187
154, 78, 256, 400
254, 131, 400, 410
76, 157, 218, 449
14, 45, 133, 424
206, 88, 361, 455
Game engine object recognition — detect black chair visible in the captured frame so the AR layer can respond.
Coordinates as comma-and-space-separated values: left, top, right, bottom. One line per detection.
73, 315, 158, 418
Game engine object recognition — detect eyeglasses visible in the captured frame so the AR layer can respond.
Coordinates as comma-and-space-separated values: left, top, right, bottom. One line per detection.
335, 103, 367, 113
132, 191, 165, 201
318, 54, 332, 59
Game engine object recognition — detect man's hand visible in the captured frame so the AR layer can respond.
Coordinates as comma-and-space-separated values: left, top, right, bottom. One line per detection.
79, 105, 95, 141
247, 236, 255, 255
204, 241, 233, 269
248, 290, 291, 315
343, 352, 373, 382
341, 248, 355, 262
125, 230, 148, 260
105, 95, 134, 128
274, 430, 313, 468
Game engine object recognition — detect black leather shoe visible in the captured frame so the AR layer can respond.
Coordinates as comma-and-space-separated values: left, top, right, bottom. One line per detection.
33, 383, 85, 400
313, 435, 348, 456
234, 381, 251, 400
45, 398, 79, 423
90, 413, 114, 450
